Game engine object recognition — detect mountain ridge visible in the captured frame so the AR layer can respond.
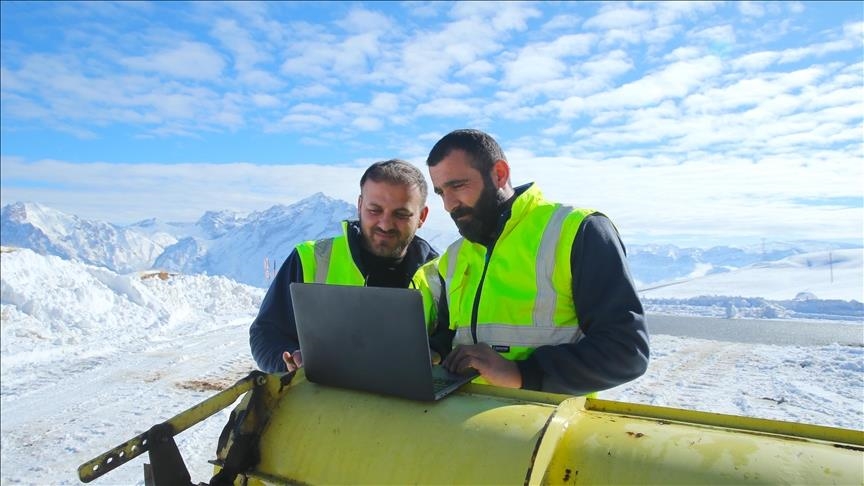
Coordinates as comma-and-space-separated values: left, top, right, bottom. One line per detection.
1, 198, 860, 296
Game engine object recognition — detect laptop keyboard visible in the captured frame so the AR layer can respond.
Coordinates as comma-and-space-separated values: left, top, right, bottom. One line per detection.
431, 365, 475, 393
432, 376, 460, 392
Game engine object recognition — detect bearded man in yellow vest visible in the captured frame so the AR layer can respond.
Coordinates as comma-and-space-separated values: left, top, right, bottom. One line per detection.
250, 159, 439, 373
421, 129, 649, 395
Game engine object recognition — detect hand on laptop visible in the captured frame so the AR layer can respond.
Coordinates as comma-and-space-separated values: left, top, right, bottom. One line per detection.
443, 343, 522, 388
283, 350, 303, 372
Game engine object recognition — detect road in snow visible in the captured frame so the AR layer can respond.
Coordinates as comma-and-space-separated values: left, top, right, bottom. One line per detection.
648, 313, 864, 346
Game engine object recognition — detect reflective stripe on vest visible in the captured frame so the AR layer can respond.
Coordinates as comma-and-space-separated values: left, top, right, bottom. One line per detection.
413, 259, 443, 333
453, 323, 584, 348
313, 238, 333, 283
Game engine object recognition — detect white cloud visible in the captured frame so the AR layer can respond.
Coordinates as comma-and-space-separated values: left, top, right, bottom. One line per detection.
288, 84, 334, 99
456, 59, 497, 78
844, 21, 863, 38
369, 92, 400, 113
414, 97, 475, 117
351, 116, 382, 131
580, 49, 633, 81
450, 1, 542, 32
541, 14, 581, 31
501, 34, 594, 88
689, 24, 736, 45
737, 1, 766, 18
586, 56, 724, 110
121, 42, 226, 80
278, 113, 333, 130
777, 39, 857, 64
644, 25, 680, 46
250, 93, 280, 108
652, 1, 720, 26
210, 19, 269, 73
732, 51, 780, 71
336, 7, 394, 33
583, 5, 652, 30
664, 46, 705, 62
787, 2, 806, 14
239, 69, 285, 90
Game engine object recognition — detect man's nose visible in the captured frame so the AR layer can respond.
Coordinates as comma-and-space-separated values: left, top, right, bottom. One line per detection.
441, 192, 459, 214
377, 212, 395, 230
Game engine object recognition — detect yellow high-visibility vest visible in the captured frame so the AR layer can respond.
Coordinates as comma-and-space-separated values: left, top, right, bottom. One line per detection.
295, 221, 365, 285
437, 185, 595, 361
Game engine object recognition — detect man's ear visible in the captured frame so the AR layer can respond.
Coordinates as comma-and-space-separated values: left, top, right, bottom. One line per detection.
492, 160, 510, 189
418, 206, 429, 227
357, 195, 363, 215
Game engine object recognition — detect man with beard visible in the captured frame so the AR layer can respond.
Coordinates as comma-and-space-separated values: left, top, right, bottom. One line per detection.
419, 129, 649, 395
250, 159, 438, 373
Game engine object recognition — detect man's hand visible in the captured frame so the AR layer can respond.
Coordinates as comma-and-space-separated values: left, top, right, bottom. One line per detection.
282, 350, 303, 372
442, 343, 522, 388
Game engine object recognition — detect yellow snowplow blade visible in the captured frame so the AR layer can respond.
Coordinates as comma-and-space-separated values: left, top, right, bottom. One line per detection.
234, 371, 862, 485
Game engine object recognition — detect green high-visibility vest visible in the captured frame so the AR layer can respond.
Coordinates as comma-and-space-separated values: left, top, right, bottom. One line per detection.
437, 184, 595, 361
295, 221, 365, 285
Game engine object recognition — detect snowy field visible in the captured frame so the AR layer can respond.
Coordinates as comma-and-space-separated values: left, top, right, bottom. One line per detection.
1, 247, 862, 485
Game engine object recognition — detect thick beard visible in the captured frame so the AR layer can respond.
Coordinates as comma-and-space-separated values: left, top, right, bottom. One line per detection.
451, 178, 501, 244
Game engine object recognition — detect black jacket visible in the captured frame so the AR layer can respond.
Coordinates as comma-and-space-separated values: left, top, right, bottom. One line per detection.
249, 220, 439, 373
430, 184, 650, 395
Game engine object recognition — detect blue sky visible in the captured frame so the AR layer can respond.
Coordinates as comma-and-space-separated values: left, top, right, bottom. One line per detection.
1, 1, 862, 247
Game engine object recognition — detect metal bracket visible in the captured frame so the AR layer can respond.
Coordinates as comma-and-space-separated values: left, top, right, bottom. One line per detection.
143, 423, 192, 486
78, 371, 269, 483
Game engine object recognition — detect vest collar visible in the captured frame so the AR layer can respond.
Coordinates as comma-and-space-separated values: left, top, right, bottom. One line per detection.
487, 182, 544, 245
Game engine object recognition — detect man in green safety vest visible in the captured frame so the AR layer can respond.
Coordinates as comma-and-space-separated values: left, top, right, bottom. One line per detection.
250, 159, 439, 373
417, 129, 649, 395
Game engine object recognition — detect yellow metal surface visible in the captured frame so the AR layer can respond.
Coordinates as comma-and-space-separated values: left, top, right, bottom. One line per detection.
536, 398, 863, 485
248, 374, 560, 484
235, 372, 863, 486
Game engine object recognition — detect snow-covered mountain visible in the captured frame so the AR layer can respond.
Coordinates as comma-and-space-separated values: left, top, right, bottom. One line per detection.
1, 197, 862, 298
1, 194, 358, 287
0, 202, 170, 273
190, 194, 356, 287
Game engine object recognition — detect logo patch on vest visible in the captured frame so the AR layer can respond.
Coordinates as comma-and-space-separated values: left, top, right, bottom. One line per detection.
491, 344, 510, 353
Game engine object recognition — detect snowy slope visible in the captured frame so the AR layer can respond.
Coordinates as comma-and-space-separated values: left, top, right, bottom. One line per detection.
641, 247, 863, 301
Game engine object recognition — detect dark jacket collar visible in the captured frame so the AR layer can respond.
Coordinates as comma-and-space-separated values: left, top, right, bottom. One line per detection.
477, 182, 533, 248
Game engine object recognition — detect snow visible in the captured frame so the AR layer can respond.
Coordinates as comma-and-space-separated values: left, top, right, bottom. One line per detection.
1, 246, 862, 485
641, 248, 864, 301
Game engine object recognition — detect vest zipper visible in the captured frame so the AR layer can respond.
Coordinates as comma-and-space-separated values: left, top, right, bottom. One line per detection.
470, 248, 494, 344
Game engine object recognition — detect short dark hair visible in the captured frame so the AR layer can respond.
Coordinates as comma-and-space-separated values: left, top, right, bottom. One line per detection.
360, 159, 428, 203
426, 129, 507, 172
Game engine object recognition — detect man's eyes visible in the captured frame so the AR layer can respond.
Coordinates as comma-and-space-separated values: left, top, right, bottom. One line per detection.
366, 208, 412, 219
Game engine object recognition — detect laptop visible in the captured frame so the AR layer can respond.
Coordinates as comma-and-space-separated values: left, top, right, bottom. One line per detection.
289, 282, 479, 401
